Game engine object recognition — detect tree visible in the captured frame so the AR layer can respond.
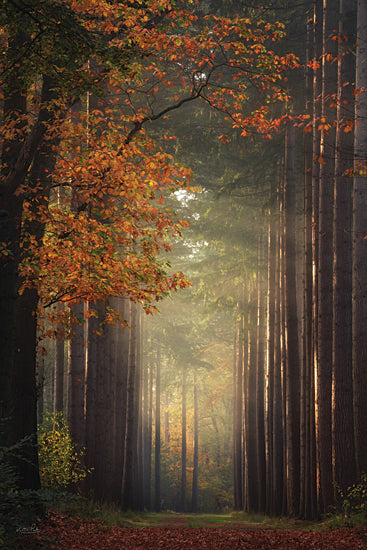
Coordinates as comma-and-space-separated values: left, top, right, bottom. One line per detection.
333, 0, 357, 495
191, 368, 199, 513
283, 121, 300, 517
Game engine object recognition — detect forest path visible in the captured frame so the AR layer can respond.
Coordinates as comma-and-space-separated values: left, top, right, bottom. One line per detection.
15, 511, 367, 549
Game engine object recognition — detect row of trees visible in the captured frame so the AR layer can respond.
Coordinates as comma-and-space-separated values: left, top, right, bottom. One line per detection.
232, 0, 367, 518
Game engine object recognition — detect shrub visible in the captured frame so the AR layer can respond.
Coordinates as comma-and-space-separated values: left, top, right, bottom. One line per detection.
330, 474, 367, 527
0, 433, 46, 547
38, 412, 90, 491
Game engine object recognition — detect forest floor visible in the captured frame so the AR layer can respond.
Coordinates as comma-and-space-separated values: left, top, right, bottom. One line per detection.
13, 510, 367, 549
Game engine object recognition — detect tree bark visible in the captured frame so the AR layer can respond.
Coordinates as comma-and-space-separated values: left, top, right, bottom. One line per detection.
333, 0, 357, 495
256, 230, 266, 512
191, 368, 199, 513
68, 301, 86, 455
121, 301, 138, 509
246, 286, 258, 512
353, 0, 367, 478
233, 308, 243, 510
317, 0, 338, 512
181, 368, 187, 512
154, 346, 161, 512
284, 121, 300, 516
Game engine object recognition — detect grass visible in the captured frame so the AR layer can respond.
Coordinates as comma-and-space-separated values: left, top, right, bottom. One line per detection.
63, 499, 329, 530
57, 495, 367, 532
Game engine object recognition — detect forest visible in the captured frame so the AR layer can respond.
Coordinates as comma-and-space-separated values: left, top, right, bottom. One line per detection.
1, 0, 367, 544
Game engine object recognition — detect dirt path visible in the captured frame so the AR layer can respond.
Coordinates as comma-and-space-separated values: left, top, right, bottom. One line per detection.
15, 512, 367, 550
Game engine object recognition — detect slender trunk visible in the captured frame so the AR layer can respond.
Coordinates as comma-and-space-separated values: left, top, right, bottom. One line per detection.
154, 347, 161, 512
301, 11, 315, 520
256, 230, 266, 512
121, 302, 138, 509
233, 308, 243, 510
246, 287, 258, 512
317, 0, 337, 512
312, 0, 323, 513
284, 121, 300, 516
181, 368, 187, 512
266, 186, 276, 515
333, 0, 357, 495
85, 305, 98, 494
272, 193, 283, 515
353, 0, 367, 477
147, 363, 153, 509
164, 393, 170, 445
191, 369, 199, 513
68, 301, 86, 454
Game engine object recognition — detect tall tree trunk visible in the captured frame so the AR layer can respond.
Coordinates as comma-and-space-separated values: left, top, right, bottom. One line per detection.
135, 309, 144, 511
85, 304, 98, 494
353, 0, 367, 478
164, 393, 170, 445
142, 348, 152, 509
0, 31, 28, 449
256, 230, 266, 512
272, 192, 283, 515
300, 11, 314, 520
284, 121, 300, 517
266, 182, 276, 515
241, 304, 248, 511
113, 298, 130, 502
146, 362, 153, 510
121, 301, 138, 509
68, 301, 86, 455
233, 308, 243, 510
333, 0, 357, 495
246, 287, 258, 513
191, 368, 199, 513
1, 72, 59, 491
154, 347, 161, 512
181, 368, 187, 512
317, 0, 337, 512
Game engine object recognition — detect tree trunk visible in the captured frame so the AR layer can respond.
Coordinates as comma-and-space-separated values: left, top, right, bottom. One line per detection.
154, 347, 161, 512
266, 183, 276, 515
85, 304, 98, 494
233, 308, 243, 510
0, 31, 28, 448
272, 193, 284, 515
121, 301, 138, 509
333, 0, 357, 495
191, 368, 199, 513
317, 0, 337, 512
54, 320, 65, 414
353, 0, 367, 478
284, 121, 300, 516
256, 230, 266, 512
114, 298, 130, 502
68, 301, 86, 455
181, 368, 187, 512
246, 286, 258, 512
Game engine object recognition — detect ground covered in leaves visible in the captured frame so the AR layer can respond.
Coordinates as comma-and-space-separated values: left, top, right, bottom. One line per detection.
15, 511, 367, 549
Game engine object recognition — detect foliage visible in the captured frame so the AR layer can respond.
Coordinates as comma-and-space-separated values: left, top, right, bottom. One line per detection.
1, 0, 298, 323
38, 412, 91, 491
0, 430, 59, 548
328, 474, 367, 528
